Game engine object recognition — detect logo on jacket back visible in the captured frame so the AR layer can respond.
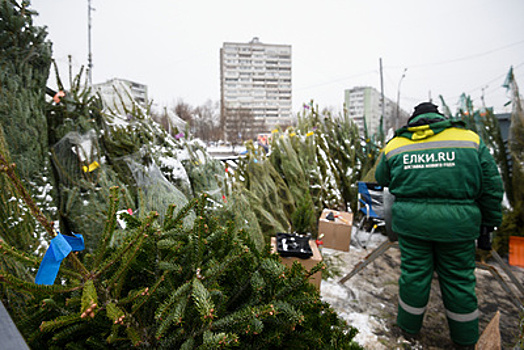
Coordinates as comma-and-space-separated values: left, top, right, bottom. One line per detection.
403, 151, 455, 170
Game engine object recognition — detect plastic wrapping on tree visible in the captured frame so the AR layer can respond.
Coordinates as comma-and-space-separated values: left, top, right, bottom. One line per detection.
124, 152, 193, 226
157, 153, 193, 200
51, 131, 100, 189
236, 146, 292, 238
217, 183, 265, 251
184, 141, 224, 204
50, 131, 134, 251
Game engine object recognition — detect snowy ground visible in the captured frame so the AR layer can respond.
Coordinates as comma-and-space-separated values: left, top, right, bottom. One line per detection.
320, 228, 398, 349
319, 226, 524, 349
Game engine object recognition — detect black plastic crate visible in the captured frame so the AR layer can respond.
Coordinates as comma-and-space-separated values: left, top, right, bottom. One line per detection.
276, 233, 313, 259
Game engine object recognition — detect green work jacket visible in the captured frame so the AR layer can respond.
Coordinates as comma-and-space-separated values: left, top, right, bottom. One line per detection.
375, 114, 503, 241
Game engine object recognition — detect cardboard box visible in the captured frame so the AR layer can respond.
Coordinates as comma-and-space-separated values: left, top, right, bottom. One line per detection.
318, 209, 353, 251
271, 237, 323, 289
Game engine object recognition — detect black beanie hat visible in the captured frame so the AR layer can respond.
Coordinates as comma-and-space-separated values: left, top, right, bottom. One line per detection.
411, 102, 442, 119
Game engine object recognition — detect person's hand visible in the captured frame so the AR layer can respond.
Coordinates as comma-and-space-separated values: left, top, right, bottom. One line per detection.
477, 226, 493, 251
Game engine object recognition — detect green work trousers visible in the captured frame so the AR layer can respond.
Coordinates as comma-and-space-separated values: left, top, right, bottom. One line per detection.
397, 235, 479, 346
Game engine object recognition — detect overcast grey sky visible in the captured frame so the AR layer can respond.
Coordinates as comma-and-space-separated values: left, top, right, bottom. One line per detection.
31, 0, 524, 115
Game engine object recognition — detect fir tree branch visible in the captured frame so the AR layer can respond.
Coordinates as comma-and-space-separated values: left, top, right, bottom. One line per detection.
156, 297, 188, 339
52, 266, 84, 281
0, 152, 90, 277
131, 271, 167, 314
81, 279, 98, 315
163, 197, 198, 230
63, 252, 90, 278
191, 278, 215, 322
156, 281, 191, 321
226, 267, 262, 310
211, 304, 275, 332
275, 261, 325, 300
93, 212, 157, 279
0, 239, 42, 267
125, 324, 144, 347
93, 186, 120, 267
50, 323, 88, 343
39, 313, 82, 333
0, 152, 56, 237
200, 330, 239, 348
105, 302, 126, 327
106, 232, 147, 295
163, 203, 177, 229
0, 272, 83, 293
118, 287, 148, 306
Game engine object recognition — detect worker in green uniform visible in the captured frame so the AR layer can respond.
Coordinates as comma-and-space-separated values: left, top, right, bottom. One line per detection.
375, 102, 503, 347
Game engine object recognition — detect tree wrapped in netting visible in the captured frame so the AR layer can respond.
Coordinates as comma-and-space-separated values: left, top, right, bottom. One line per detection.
97, 87, 194, 201
226, 102, 381, 239
288, 111, 327, 217
0, 0, 52, 182
293, 106, 345, 212
320, 110, 373, 212
122, 147, 194, 226
43, 62, 200, 249
180, 140, 267, 250
269, 128, 316, 234
456, 94, 510, 188
0, 0, 54, 254
182, 138, 226, 204
42, 68, 136, 251
444, 86, 522, 255
480, 108, 512, 205
292, 103, 376, 214
0, 126, 39, 319
46, 64, 105, 146
493, 68, 524, 255
234, 141, 293, 239
216, 182, 266, 251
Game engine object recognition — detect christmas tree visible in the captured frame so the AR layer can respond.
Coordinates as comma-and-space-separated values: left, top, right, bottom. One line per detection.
0, 156, 363, 349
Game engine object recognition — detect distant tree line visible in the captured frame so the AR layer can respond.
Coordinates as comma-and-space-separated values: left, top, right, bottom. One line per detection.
152, 99, 266, 146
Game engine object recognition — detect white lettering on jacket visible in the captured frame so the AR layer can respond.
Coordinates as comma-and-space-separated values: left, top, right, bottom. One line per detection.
402, 151, 455, 170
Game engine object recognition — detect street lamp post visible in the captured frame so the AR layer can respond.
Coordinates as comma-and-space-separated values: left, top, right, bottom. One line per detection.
396, 68, 407, 130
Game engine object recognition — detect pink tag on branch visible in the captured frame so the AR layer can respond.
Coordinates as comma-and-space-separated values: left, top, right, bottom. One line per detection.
53, 90, 65, 103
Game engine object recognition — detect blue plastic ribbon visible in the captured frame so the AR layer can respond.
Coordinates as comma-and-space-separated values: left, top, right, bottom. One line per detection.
34, 233, 85, 285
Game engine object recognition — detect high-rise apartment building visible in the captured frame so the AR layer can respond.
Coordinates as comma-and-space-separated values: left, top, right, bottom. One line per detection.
344, 86, 408, 136
220, 37, 292, 139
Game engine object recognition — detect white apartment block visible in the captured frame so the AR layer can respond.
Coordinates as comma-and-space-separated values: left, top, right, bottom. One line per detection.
220, 37, 293, 137
344, 86, 408, 136
93, 78, 148, 113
